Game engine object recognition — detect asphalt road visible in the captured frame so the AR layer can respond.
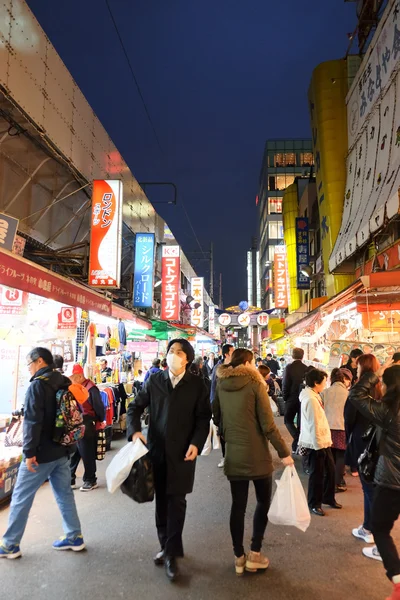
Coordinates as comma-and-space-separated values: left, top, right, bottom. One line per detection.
0, 418, 397, 600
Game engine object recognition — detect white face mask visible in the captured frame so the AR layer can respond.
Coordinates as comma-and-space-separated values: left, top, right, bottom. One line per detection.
167, 353, 184, 372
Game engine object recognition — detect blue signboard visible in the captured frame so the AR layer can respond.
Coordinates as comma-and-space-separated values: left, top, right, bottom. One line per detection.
133, 233, 155, 307
296, 217, 310, 290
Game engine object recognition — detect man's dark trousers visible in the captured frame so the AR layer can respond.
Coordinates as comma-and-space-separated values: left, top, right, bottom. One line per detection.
154, 463, 186, 558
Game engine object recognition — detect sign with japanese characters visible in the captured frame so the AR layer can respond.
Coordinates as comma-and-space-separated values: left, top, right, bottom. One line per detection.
0, 213, 19, 252
257, 312, 270, 327
208, 305, 215, 335
0, 286, 28, 315
190, 277, 204, 328
218, 313, 232, 326
12, 235, 26, 256
274, 246, 289, 309
57, 306, 77, 330
161, 245, 180, 321
238, 313, 250, 328
0, 248, 111, 316
348, 1, 400, 146
296, 217, 311, 290
89, 180, 123, 288
133, 234, 155, 308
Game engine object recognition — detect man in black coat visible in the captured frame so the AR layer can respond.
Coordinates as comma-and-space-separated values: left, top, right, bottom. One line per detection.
127, 338, 211, 582
282, 347, 309, 453
266, 353, 280, 376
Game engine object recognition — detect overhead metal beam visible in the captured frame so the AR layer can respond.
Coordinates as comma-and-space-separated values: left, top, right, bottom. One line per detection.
44, 199, 91, 246
3, 156, 52, 211
25, 179, 77, 228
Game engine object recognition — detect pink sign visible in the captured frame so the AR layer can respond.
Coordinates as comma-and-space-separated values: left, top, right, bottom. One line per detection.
126, 342, 159, 354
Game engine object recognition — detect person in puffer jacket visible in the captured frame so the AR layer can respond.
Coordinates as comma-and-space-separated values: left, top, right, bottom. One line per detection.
348, 365, 400, 600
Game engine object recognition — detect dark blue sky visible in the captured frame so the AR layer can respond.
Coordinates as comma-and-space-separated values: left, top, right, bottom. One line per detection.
27, 0, 355, 307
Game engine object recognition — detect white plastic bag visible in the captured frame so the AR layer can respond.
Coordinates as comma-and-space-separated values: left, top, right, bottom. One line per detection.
106, 439, 148, 493
268, 465, 311, 532
269, 397, 279, 416
201, 420, 220, 456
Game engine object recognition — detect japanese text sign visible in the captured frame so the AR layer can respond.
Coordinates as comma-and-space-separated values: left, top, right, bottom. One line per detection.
218, 313, 232, 326
208, 305, 215, 335
161, 245, 180, 321
57, 306, 77, 330
257, 312, 269, 327
296, 217, 310, 290
0, 213, 19, 252
274, 246, 289, 309
0, 285, 28, 315
133, 234, 155, 308
89, 180, 123, 289
190, 277, 204, 328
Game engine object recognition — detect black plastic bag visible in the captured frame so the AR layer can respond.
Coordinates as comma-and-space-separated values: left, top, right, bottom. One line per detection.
120, 456, 154, 503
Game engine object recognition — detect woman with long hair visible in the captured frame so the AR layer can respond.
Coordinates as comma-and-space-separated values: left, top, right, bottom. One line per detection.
348, 365, 400, 600
213, 348, 293, 576
345, 354, 382, 546
321, 368, 352, 492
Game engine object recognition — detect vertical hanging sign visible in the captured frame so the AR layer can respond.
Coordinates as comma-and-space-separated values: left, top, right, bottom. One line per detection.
274, 246, 289, 309
208, 305, 215, 335
133, 233, 155, 308
89, 180, 123, 288
161, 245, 180, 321
296, 217, 311, 289
190, 277, 204, 328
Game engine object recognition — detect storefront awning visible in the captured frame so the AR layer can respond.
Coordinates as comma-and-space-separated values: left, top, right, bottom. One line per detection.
110, 303, 151, 329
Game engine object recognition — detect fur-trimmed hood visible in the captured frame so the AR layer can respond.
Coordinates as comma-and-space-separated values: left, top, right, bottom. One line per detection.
216, 363, 265, 392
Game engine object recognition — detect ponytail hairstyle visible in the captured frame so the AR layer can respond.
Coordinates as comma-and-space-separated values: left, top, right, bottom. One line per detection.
230, 348, 254, 368
382, 366, 400, 414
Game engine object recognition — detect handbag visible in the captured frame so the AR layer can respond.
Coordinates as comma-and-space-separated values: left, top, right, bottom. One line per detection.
4, 417, 23, 447
120, 455, 154, 503
358, 411, 393, 482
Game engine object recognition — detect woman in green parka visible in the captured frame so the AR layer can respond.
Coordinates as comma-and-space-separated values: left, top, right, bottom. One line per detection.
213, 348, 293, 576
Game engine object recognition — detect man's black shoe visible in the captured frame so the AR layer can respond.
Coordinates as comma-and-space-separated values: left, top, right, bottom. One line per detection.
324, 501, 342, 509
310, 507, 325, 516
165, 556, 179, 581
153, 549, 164, 566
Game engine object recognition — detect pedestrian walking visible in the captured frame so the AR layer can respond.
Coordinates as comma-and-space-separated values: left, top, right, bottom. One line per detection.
69, 365, 105, 491
282, 347, 309, 453
127, 338, 211, 582
257, 364, 277, 404
53, 354, 64, 374
298, 368, 342, 516
210, 344, 234, 468
202, 352, 216, 381
266, 353, 279, 376
347, 365, 400, 600
0, 348, 84, 558
321, 368, 352, 492
213, 348, 293, 575
346, 354, 382, 545
344, 348, 363, 385
144, 358, 162, 383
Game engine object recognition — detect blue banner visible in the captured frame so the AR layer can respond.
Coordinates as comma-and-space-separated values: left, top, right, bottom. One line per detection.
133, 233, 155, 307
296, 217, 310, 289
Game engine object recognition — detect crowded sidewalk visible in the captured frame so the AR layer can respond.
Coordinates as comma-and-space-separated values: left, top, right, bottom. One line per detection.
0, 420, 395, 600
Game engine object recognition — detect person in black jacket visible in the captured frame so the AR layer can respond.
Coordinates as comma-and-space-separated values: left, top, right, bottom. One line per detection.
344, 348, 363, 385
348, 366, 400, 600
282, 347, 309, 452
0, 347, 84, 559
266, 354, 279, 376
127, 338, 211, 582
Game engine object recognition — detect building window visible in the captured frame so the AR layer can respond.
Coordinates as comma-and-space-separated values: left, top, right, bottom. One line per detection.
268, 197, 282, 214
274, 153, 296, 167
268, 176, 276, 191
268, 222, 284, 239
276, 174, 295, 190
300, 152, 314, 166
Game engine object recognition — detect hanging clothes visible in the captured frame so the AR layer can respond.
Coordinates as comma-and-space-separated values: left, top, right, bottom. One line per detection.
118, 319, 127, 348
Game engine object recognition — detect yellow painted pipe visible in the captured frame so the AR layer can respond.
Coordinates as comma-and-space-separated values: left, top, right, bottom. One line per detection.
283, 183, 301, 313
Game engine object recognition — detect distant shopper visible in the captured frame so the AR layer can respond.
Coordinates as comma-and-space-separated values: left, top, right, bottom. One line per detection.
266, 353, 279, 376
203, 352, 216, 380
53, 354, 64, 374
279, 357, 286, 372
282, 347, 309, 453
210, 344, 234, 468
392, 352, 400, 366
299, 368, 341, 516
348, 366, 400, 600
161, 358, 168, 371
69, 365, 105, 491
127, 338, 211, 582
100, 358, 112, 383
321, 368, 352, 493
344, 348, 363, 385
0, 347, 84, 558
144, 358, 162, 383
213, 348, 293, 575
257, 364, 277, 404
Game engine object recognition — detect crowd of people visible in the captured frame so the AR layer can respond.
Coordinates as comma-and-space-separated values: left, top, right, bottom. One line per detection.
2, 342, 400, 599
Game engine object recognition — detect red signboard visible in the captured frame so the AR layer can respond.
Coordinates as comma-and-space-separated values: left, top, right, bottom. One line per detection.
161, 245, 180, 321
274, 246, 289, 309
0, 285, 28, 315
0, 248, 110, 316
89, 180, 123, 289
57, 306, 77, 330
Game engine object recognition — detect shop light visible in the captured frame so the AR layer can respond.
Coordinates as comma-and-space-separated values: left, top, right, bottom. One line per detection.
154, 277, 162, 288
331, 302, 357, 318
300, 265, 313, 278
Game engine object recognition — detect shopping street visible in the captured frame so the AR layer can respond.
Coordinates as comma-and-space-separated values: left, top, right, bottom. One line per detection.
0, 421, 395, 600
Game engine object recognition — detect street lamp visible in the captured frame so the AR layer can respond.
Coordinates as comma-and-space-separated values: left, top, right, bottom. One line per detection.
300, 265, 313, 278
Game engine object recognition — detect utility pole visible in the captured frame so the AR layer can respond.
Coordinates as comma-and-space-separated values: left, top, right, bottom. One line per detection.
219, 272, 223, 309
210, 242, 214, 300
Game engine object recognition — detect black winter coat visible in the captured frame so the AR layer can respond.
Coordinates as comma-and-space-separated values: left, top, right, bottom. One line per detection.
344, 372, 376, 467
127, 369, 211, 495
23, 367, 72, 463
282, 360, 309, 404
348, 372, 400, 490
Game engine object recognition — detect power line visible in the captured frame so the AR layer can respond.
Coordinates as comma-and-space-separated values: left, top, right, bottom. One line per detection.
105, 0, 163, 154
180, 200, 207, 260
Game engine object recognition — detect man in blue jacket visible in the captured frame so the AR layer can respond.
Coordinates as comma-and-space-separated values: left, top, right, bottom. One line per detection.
0, 347, 84, 559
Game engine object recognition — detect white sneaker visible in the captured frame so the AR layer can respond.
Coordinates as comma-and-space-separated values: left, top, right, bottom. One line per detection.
218, 458, 225, 468
362, 545, 382, 561
352, 526, 374, 544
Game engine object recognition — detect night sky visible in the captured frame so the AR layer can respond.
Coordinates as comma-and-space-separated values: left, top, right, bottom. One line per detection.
26, 0, 355, 307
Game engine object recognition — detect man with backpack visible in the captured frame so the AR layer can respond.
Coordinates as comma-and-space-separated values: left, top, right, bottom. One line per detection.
69, 364, 105, 491
0, 347, 85, 559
